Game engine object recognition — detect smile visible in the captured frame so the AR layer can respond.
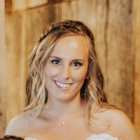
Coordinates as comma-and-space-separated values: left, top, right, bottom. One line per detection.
55, 81, 73, 88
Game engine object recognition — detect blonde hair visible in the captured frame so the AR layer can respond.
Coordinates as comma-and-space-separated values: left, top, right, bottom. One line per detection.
24, 20, 115, 126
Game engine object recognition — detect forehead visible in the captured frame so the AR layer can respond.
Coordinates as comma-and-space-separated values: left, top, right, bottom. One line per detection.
51, 35, 89, 59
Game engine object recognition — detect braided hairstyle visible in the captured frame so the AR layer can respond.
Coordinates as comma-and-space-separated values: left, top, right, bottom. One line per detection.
24, 20, 108, 118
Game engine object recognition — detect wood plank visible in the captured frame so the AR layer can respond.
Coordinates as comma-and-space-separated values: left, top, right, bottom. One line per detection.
95, 0, 108, 84
27, 3, 59, 55
5, 0, 74, 12
133, 0, 140, 135
58, 0, 97, 31
58, 1, 78, 20
5, 11, 27, 124
0, 0, 6, 137
5, 0, 48, 12
105, 0, 133, 119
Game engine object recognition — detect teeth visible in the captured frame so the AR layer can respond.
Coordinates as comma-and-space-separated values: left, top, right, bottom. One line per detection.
55, 81, 71, 88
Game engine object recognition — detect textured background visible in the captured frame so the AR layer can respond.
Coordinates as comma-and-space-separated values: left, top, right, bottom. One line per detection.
0, 0, 140, 137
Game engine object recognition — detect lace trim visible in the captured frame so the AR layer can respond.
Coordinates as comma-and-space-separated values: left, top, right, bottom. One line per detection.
24, 133, 120, 140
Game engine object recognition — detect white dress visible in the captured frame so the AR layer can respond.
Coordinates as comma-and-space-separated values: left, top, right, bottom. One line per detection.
24, 133, 120, 140
86, 134, 120, 140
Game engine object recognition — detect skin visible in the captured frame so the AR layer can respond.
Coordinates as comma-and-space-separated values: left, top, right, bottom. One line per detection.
45, 35, 88, 105
5, 35, 140, 140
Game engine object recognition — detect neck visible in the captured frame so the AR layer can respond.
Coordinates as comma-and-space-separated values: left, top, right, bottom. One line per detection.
40, 95, 84, 120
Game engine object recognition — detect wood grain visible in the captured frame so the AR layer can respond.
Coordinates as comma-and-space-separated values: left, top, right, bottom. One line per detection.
0, 0, 6, 137
5, 11, 27, 125
104, 0, 134, 119
5, 0, 48, 12
133, 0, 140, 135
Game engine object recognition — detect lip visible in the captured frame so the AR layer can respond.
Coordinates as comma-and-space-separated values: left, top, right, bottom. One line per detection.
54, 80, 73, 89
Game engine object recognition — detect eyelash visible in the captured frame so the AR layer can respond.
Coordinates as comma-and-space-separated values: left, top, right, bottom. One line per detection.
72, 62, 83, 67
51, 59, 61, 65
51, 59, 83, 67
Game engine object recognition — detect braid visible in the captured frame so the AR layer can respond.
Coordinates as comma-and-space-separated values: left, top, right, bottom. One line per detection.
39, 20, 95, 47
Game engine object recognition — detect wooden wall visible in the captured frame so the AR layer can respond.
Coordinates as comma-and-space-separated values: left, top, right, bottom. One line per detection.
0, 0, 139, 137
133, 0, 140, 135
0, 0, 6, 136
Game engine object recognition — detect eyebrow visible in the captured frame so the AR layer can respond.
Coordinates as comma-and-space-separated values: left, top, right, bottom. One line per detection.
50, 56, 85, 62
50, 56, 62, 60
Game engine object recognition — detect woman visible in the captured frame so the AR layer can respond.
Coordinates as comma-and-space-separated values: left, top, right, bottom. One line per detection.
5, 20, 139, 140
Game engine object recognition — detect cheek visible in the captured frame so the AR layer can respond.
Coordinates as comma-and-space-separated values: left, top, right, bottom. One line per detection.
45, 64, 59, 78
72, 68, 88, 82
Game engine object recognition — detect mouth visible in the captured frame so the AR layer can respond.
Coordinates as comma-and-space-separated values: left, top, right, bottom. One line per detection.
54, 80, 73, 88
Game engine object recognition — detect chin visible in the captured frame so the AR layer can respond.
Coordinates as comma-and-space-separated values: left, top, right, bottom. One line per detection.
54, 93, 80, 103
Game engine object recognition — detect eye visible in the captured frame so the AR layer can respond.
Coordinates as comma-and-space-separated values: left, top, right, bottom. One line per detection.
72, 62, 83, 67
51, 59, 61, 65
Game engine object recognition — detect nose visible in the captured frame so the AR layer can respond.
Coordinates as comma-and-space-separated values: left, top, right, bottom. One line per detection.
61, 64, 71, 80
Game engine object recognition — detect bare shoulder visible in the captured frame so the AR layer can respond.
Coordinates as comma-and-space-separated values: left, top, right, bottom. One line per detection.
97, 109, 140, 140
5, 112, 31, 136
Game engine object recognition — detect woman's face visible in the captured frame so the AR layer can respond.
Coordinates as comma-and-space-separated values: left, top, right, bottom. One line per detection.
45, 35, 89, 103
